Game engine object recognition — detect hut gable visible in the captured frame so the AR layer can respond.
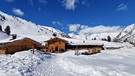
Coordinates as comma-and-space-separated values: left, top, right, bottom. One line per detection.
44, 37, 68, 53
0, 37, 41, 54
45, 37, 67, 44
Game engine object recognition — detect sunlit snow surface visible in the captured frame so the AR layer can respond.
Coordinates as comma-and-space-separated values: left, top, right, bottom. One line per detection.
0, 31, 8, 40
0, 46, 135, 76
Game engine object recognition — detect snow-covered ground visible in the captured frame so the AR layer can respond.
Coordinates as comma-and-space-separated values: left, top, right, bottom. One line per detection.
0, 31, 9, 40
0, 46, 135, 76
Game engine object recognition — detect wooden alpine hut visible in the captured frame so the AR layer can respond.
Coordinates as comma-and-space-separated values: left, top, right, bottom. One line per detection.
44, 37, 68, 53
0, 37, 41, 54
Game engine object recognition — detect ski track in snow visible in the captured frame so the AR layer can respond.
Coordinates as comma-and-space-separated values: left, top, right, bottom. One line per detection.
33, 55, 57, 76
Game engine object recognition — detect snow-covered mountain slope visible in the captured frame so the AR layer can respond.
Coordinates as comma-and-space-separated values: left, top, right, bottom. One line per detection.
0, 31, 9, 40
114, 24, 135, 43
68, 32, 119, 41
0, 11, 69, 38
68, 33, 86, 39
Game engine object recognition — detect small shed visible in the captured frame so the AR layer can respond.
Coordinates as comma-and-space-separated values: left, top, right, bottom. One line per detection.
67, 45, 104, 53
66, 40, 104, 52
0, 37, 41, 54
44, 37, 68, 53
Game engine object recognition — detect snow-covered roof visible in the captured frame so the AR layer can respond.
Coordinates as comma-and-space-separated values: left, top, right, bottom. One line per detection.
0, 36, 25, 43
68, 40, 103, 46
0, 36, 40, 44
60, 37, 103, 46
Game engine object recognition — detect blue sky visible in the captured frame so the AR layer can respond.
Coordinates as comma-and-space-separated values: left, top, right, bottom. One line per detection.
0, 0, 135, 34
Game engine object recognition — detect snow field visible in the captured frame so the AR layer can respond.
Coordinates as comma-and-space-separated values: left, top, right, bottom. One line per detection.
57, 47, 135, 76
0, 46, 135, 76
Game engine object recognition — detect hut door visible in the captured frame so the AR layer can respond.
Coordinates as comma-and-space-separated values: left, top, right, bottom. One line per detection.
55, 46, 58, 51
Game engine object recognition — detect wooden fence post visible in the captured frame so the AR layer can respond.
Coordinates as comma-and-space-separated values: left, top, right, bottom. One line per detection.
32, 46, 34, 54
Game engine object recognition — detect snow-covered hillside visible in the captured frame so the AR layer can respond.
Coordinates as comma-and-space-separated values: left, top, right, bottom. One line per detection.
114, 23, 135, 43
0, 11, 69, 38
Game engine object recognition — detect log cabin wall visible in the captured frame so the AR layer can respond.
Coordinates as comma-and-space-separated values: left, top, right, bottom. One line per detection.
0, 49, 6, 54
47, 41, 66, 52
0, 44, 7, 54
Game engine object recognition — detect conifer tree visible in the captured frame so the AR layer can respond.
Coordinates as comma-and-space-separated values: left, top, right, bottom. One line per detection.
0, 25, 2, 31
107, 36, 111, 42
53, 33, 57, 37
5, 25, 11, 35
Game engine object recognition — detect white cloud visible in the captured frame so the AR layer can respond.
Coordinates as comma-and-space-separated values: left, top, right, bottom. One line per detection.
5, 0, 14, 2
52, 21, 62, 26
12, 8, 24, 16
61, 0, 79, 10
80, 25, 88, 29
38, 0, 47, 4
117, 3, 128, 12
69, 24, 81, 32
68, 24, 123, 35
79, 25, 122, 35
